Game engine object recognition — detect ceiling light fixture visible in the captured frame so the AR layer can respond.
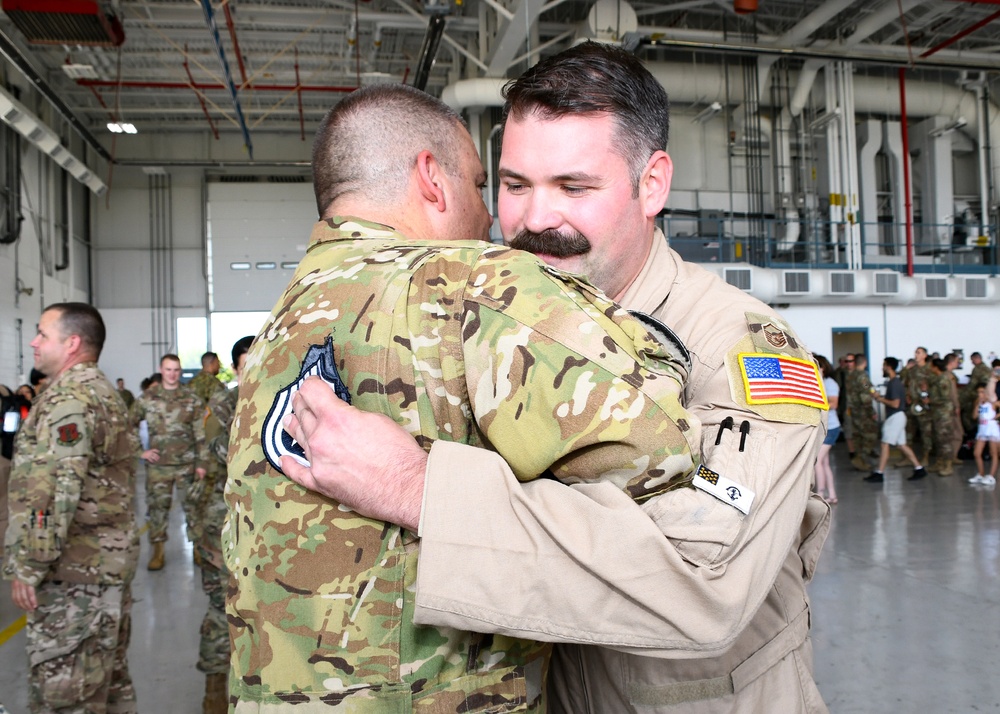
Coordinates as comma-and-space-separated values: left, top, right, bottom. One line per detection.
928, 117, 967, 138
107, 122, 137, 134
693, 102, 723, 124
809, 107, 842, 132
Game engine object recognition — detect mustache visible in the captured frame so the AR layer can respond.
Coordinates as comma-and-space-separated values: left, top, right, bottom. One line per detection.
508, 228, 591, 258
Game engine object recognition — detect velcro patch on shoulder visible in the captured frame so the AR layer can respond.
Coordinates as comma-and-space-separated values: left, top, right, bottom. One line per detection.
628, 310, 692, 374
693, 464, 754, 515
262, 336, 351, 474
738, 353, 828, 409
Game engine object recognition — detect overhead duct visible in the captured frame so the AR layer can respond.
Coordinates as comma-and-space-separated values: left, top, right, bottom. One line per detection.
2, 0, 124, 46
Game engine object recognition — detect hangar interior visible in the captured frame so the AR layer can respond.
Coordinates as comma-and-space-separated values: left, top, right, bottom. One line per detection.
2, 1, 1000, 713
2, 0, 1000, 390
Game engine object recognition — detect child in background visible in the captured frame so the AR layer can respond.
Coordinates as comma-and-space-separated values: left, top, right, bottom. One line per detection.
969, 383, 1000, 486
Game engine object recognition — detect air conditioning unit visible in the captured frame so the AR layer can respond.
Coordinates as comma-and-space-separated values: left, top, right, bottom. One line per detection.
964, 277, 988, 299
781, 270, 810, 295
724, 267, 752, 291
2, 0, 125, 46
828, 271, 856, 295
873, 271, 899, 295
923, 277, 949, 300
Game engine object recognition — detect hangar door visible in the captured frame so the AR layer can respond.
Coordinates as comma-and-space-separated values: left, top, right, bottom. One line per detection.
207, 178, 316, 314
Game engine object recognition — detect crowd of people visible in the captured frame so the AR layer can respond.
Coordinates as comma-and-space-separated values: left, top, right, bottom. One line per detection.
822, 348, 1000, 492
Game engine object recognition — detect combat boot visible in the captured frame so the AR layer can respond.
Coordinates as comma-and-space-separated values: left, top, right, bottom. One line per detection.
148, 542, 165, 571
851, 455, 869, 471
937, 459, 953, 477
203, 673, 228, 714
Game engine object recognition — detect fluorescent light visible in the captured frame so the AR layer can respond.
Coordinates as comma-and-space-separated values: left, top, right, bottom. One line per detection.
809, 107, 841, 132
928, 117, 967, 138
122, 123, 137, 134
107, 122, 123, 133
693, 101, 722, 124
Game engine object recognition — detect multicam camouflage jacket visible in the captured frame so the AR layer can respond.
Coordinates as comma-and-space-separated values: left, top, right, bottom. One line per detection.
189, 370, 225, 404
198, 385, 237, 566
223, 217, 702, 712
3, 362, 139, 587
130, 382, 203, 466
845, 368, 875, 417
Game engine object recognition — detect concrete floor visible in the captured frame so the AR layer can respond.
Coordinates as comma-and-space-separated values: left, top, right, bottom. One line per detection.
1, 445, 998, 713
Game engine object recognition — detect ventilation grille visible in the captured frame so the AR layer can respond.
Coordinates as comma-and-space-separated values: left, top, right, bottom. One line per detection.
873, 272, 899, 295
724, 267, 752, 291
2, 0, 125, 46
782, 271, 810, 295
965, 277, 988, 299
829, 271, 856, 294
216, 175, 309, 183
923, 277, 948, 300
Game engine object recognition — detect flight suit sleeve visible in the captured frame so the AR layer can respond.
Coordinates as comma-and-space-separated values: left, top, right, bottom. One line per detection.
4, 399, 91, 586
415, 345, 826, 657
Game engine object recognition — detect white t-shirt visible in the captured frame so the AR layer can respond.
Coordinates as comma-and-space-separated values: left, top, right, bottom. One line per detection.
824, 377, 841, 431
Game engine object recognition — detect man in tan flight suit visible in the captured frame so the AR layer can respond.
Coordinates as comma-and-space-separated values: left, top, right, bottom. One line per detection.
285, 42, 830, 713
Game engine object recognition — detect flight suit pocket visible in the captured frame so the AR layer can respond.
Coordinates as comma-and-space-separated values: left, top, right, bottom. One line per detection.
646, 418, 776, 568
29, 604, 109, 708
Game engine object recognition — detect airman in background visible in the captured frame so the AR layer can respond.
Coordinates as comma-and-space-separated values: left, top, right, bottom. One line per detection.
846, 354, 879, 470
188, 351, 225, 405
116, 377, 135, 410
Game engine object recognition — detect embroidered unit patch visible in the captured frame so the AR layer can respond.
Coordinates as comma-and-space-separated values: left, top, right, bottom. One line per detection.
738, 353, 828, 409
57, 423, 81, 446
692, 463, 755, 515
262, 336, 352, 474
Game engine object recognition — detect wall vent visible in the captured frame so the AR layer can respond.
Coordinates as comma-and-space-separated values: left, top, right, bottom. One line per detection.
923, 277, 948, 300
723, 267, 752, 291
829, 271, 856, 294
873, 271, 899, 295
965, 277, 988, 299
781, 270, 810, 295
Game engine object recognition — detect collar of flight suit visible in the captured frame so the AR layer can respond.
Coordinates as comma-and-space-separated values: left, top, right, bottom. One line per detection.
616, 227, 678, 315
308, 217, 403, 248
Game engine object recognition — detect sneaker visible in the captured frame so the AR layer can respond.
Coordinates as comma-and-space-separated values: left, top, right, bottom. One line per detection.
909, 467, 928, 481
864, 471, 884, 483
984, 475, 997, 486
969, 474, 985, 484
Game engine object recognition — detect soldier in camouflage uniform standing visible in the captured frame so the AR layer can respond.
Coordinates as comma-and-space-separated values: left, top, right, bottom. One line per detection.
131, 353, 205, 570
224, 84, 701, 712
3, 303, 139, 714
188, 351, 225, 405
196, 337, 252, 714
927, 358, 955, 476
961, 352, 993, 438
903, 346, 934, 462
846, 354, 879, 470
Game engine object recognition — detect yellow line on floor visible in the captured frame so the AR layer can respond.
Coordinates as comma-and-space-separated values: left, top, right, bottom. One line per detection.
0, 614, 25, 646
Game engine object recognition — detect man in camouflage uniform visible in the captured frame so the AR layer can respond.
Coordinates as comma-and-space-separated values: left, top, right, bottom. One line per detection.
188, 352, 225, 405
131, 353, 205, 570
927, 358, 955, 476
3, 302, 139, 714
197, 337, 253, 714
115, 378, 135, 410
224, 84, 701, 712
961, 352, 993, 437
903, 346, 934, 462
846, 354, 879, 471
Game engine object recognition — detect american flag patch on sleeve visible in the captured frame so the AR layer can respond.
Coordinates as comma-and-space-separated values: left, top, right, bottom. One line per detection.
738, 353, 828, 409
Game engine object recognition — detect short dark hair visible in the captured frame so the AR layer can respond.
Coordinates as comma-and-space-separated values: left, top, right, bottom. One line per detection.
231, 336, 254, 369
311, 84, 468, 216
160, 354, 180, 366
501, 41, 670, 197
201, 352, 219, 367
45, 302, 106, 357
884, 357, 899, 371
972, 351, 982, 359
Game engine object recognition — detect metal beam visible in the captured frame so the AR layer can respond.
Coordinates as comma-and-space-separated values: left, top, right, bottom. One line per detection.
199, 0, 253, 158
486, 0, 547, 77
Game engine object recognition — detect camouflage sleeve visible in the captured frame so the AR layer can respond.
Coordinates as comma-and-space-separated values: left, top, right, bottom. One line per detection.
460, 254, 699, 501
192, 397, 207, 469
6, 397, 91, 585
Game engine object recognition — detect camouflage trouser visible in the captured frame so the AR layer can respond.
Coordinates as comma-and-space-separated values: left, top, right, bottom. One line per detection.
906, 412, 934, 457
145, 463, 197, 543
197, 556, 230, 674
932, 413, 954, 460
0, 455, 9, 550
27, 581, 135, 714
850, 411, 880, 457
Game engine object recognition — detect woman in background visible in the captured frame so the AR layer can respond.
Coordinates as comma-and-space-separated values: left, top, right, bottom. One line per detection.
815, 354, 840, 504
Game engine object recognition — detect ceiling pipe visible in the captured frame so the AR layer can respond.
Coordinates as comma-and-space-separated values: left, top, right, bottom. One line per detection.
199, 0, 253, 158
412, 15, 446, 92
0, 28, 110, 161
77, 79, 358, 93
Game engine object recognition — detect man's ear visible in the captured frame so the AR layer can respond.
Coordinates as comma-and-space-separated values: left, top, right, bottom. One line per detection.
414, 149, 449, 214
640, 151, 673, 219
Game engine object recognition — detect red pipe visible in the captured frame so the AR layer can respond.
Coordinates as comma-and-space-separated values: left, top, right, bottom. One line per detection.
77, 79, 356, 92
899, 67, 914, 278
919, 8, 1000, 58
222, 1, 249, 86
185, 51, 219, 140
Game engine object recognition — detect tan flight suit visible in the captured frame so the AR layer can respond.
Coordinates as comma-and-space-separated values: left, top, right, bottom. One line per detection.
414, 232, 831, 713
